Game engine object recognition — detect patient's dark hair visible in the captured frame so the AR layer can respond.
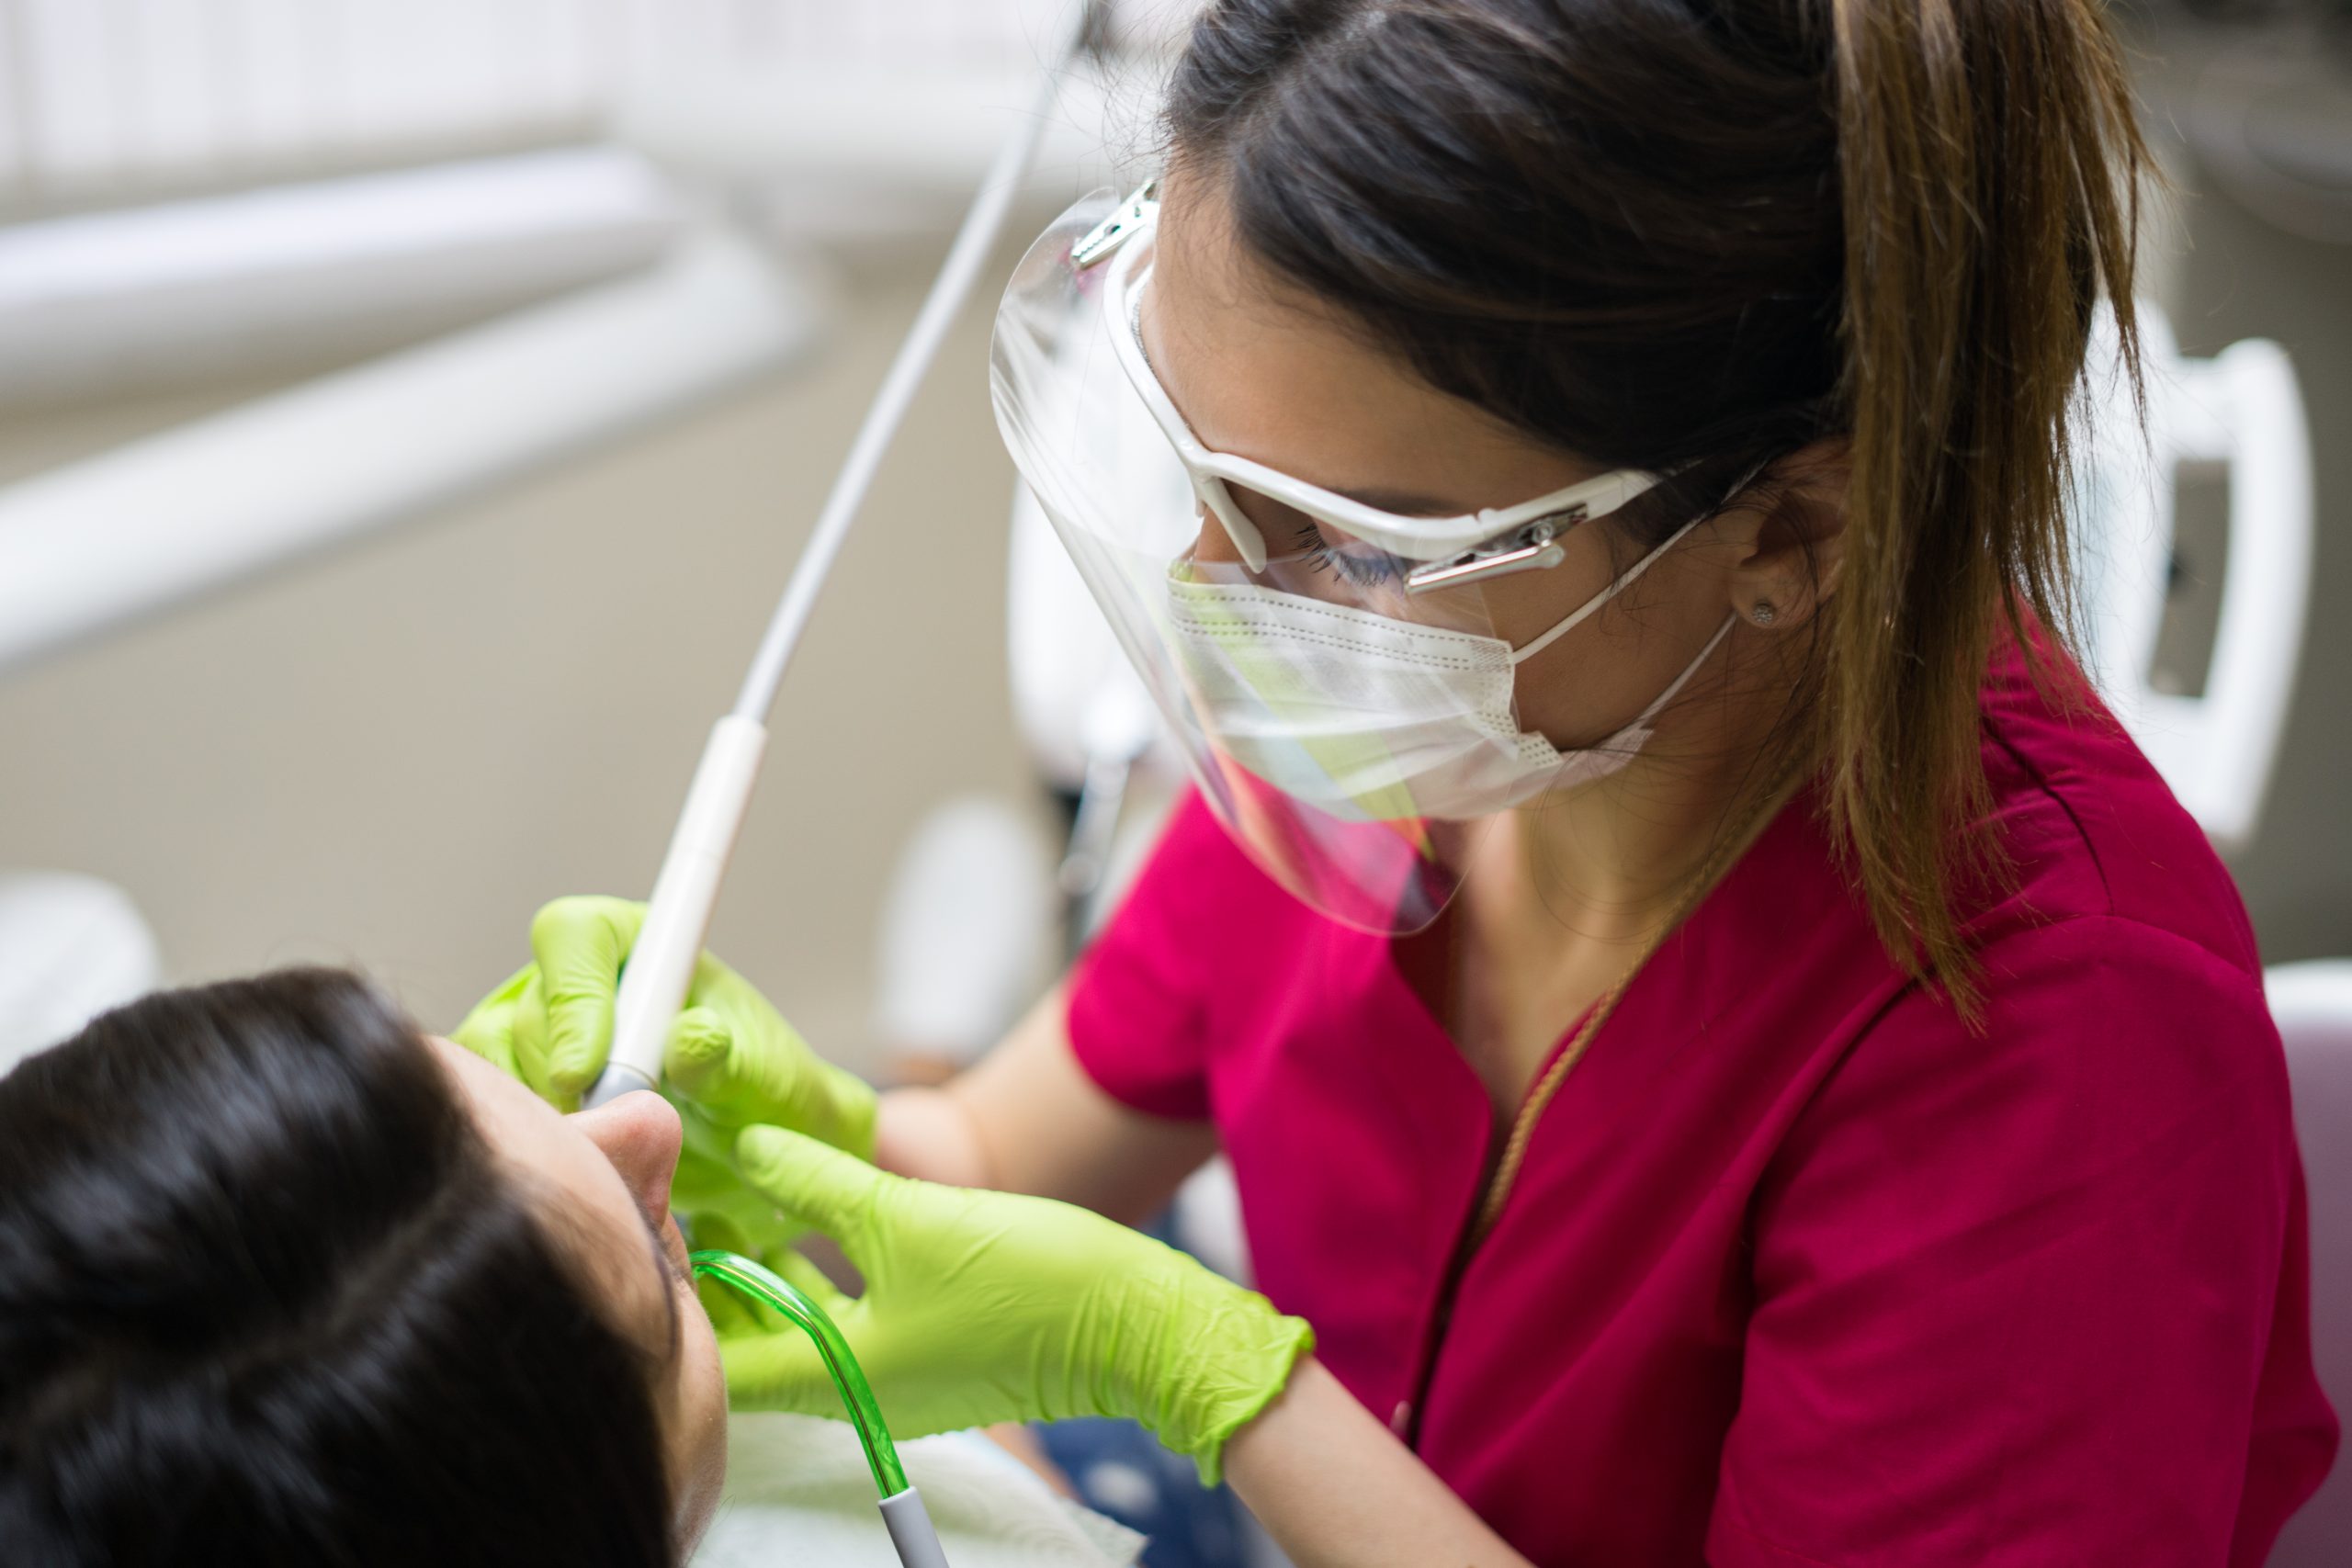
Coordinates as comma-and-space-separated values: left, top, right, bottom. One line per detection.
0, 970, 673, 1566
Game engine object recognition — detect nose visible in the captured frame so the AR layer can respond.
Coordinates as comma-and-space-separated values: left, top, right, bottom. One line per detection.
1190, 482, 1289, 574
1192, 498, 1246, 567
570, 1089, 684, 1223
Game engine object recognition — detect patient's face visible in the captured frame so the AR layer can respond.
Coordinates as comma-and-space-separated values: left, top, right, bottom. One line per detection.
426, 1036, 729, 1551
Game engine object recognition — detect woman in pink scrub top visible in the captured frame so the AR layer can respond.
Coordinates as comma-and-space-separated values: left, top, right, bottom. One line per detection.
469, 0, 2336, 1562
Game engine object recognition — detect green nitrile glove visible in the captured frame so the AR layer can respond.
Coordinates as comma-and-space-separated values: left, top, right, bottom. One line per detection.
450, 896, 877, 1158
452, 897, 878, 1256
720, 1126, 1315, 1486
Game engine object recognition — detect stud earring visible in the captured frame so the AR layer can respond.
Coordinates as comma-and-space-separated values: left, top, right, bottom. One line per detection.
1750, 602, 1779, 626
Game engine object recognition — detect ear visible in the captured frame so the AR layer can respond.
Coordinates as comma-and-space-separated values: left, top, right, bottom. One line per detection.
1712, 440, 1849, 632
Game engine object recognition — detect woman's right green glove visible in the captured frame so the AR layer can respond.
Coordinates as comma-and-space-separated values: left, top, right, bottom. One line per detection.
719, 1126, 1314, 1486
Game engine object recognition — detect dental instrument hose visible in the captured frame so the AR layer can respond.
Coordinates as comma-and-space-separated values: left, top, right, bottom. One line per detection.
586, 6, 1093, 1111
689, 1250, 949, 1568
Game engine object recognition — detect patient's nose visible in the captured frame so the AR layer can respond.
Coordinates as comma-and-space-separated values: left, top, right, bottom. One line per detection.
571, 1089, 684, 1222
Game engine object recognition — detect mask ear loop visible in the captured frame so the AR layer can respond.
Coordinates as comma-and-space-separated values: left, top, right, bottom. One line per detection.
1505, 456, 1779, 666
1506, 512, 1710, 666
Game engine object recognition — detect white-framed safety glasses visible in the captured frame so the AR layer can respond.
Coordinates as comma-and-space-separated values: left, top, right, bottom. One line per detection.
1077, 182, 1667, 592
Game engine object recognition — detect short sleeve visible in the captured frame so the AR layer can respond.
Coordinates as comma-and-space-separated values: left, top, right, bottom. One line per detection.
1064, 793, 1254, 1122
1709, 917, 2337, 1567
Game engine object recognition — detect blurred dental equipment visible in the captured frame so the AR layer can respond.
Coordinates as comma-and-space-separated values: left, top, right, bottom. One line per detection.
589, 1, 1099, 1109
0, 0, 1143, 678
870, 799, 1059, 1077
2072, 301, 2313, 855
0, 874, 159, 1077
0, 150, 684, 410
0, 223, 814, 673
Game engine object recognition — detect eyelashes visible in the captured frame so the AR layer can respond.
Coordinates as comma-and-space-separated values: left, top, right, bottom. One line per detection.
1292, 521, 1406, 587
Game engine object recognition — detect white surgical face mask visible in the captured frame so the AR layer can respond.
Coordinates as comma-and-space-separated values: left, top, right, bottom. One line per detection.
1167, 517, 1733, 822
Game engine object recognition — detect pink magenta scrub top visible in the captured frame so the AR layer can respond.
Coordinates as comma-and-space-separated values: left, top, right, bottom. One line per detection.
1066, 647, 2337, 1566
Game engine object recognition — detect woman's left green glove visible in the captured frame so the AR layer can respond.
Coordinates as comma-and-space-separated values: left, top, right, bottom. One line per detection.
449, 897, 876, 1158
718, 1126, 1314, 1486
451, 895, 877, 1256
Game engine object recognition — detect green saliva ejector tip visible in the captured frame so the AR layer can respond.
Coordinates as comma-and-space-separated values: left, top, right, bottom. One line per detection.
687, 1248, 908, 1498
689, 1250, 950, 1567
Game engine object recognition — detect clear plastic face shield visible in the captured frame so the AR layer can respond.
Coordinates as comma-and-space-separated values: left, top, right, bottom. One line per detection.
989, 186, 1713, 933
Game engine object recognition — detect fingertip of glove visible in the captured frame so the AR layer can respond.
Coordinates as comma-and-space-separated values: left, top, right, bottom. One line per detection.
534, 892, 643, 929
666, 1010, 731, 1077
529, 896, 587, 941
734, 1123, 791, 1168
545, 1056, 596, 1100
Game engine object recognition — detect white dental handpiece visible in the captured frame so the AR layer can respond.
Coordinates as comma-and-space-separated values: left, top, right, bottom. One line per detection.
583, 9, 1088, 1111
593, 712, 768, 1104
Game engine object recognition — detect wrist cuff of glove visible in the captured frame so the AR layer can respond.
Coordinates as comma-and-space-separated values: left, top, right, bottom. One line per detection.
1153, 1294, 1316, 1489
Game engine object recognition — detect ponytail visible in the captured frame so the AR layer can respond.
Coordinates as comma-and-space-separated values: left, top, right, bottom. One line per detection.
1825, 0, 2146, 1013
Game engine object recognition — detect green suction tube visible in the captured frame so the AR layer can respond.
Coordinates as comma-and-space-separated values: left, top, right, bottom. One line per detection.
688, 1248, 909, 1499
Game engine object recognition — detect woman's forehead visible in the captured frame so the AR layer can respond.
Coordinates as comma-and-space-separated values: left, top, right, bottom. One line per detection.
1147, 182, 1594, 511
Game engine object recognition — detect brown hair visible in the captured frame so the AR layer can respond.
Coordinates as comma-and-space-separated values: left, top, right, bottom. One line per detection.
1166, 0, 2146, 1010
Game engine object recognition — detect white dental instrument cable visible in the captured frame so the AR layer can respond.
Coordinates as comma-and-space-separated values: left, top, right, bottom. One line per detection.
590, 8, 1094, 1120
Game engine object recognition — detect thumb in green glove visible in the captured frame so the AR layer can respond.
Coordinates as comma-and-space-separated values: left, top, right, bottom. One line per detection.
450, 896, 876, 1161
720, 1125, 1313, 1486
